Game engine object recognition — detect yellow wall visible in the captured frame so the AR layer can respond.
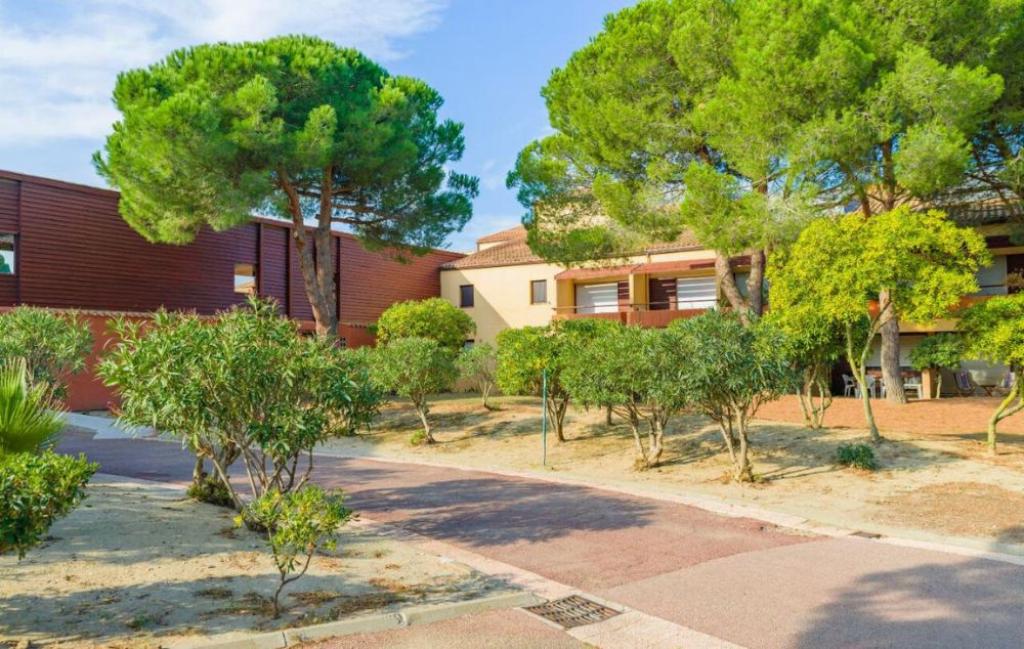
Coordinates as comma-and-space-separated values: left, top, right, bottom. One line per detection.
440, 262, 564, 344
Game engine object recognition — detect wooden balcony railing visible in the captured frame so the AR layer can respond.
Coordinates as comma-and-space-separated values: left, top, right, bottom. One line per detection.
553, 304, 711, 327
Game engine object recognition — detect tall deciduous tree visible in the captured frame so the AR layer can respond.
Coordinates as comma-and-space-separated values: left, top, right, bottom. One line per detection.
96, 36, 478, 337
769, 208, 989, 442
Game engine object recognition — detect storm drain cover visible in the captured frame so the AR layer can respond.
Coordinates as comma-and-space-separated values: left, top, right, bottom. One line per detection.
524, 595, 620, 629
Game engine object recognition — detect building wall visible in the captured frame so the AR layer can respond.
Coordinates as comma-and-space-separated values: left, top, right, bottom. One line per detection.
0, 170, 463, 410
441, 262, 564, 344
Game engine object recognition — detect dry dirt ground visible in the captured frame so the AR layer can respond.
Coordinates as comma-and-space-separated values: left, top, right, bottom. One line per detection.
0, 476, 514, 648
320, 394, 1024, 553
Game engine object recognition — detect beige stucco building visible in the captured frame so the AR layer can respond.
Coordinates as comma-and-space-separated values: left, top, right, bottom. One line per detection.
440, 225, 746, 344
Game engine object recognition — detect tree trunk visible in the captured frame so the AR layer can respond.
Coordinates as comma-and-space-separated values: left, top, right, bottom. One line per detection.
735, 415, 754, 482
715, 254, 749, 325
548, 397, 569, 442
935, 373, 943, 400
192, 456, 205, 488
648, 417, 665, 468
627, 411, 649, 470
415, 402, 435, 444
747, 249, 765, 317
878, 290, 905, 404
987, 376, 1023, 455
847, 325, 882, 443
278, 169, 339, 338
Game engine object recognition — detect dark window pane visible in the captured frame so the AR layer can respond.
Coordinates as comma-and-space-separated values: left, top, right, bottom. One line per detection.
530, 279, 547, 304
460, 284, 474, 307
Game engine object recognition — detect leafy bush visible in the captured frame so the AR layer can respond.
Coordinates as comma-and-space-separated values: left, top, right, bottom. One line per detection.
0, 307, 92, 401
665, 312, 795, 482
909, 333, 963, 399
241, 486, 352, 617
563, 324, 687, 469
0, 451, 97, 559
375, 297, 475, 351
835, 443, 878, 471
336, 347, 385, 436
100, 298, 368, 508
959, 294, 1024, 453
456, 342, 497, 409
496, 319, 617, 442
371, 337, 458, 444
0, 358, 65, 455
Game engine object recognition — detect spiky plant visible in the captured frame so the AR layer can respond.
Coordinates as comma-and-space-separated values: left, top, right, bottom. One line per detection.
0, 358, 64, 455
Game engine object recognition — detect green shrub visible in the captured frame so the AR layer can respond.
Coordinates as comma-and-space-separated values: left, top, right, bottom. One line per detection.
100, 298, 369, 509
0, 307, 92, 401
186, 475, 236, 508
456, 342, 497, 409
375, 297, 475, 351
241, 486, 352, 617
835, 443, 878, 471
0, 358, 65, 455
371, 337, 458, 444
909, 333, 963, 399
0, 451, 97, 559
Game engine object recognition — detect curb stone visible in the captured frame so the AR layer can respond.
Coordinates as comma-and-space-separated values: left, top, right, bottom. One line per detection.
175, 591, 541, 649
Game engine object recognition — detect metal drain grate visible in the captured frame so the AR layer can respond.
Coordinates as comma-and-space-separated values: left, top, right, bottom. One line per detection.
524, 595, 620, 629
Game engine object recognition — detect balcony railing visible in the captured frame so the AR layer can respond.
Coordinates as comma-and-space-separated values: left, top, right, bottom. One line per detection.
553, 303, 712, 327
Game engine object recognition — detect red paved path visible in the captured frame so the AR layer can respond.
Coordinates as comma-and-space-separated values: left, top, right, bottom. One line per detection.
57, 430, 1024, 648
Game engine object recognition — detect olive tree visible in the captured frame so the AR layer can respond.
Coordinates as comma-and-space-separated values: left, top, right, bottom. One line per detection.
767, 307, 847, 429
0, 307, 92, 402
375, 297, 475, 351
958, 295, 1024, 453
100, 298, 362, 509
371, 337, 458, 444
909, 333, 964, 399
496, 319, 616, 443
769, 207, 989, 442
456, 342, 497, 409
563, 325, 688, 470
664, 312, 793, 482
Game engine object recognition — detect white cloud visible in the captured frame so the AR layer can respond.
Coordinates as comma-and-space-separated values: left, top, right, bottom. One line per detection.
0, 0, 447, 144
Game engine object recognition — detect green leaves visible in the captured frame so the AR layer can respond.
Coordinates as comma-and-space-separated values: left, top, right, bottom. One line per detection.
0, 358, 65, 456
0, 308, 93, 402
375, 298, 475, 352
370, 337, 459, 405
909, 333, 964, 372
959, 293, 1024, 369
96, 35, 477, 252
0, 451, 96, 559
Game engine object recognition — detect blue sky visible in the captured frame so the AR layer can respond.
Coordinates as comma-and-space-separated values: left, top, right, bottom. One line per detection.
0, 0, 632, 251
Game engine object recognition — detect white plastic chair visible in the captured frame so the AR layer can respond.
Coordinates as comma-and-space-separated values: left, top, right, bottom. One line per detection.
904, 376, 922, 400
842, 374, 856, 397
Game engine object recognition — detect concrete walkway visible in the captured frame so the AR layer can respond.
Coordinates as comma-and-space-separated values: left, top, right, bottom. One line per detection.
57, 427, 1024, 648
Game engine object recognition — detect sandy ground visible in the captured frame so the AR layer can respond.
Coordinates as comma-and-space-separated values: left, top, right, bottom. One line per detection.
0, 476, 514, 648
320, 394, 1024, 553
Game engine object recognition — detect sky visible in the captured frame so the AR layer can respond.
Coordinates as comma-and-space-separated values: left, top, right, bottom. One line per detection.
0, 0, 634, 252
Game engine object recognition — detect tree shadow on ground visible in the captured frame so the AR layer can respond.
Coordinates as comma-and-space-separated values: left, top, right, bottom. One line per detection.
333, 471, 659, 548
792, 557, 1024, 648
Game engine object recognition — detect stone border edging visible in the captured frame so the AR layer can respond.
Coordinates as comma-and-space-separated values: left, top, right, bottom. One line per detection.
173, 591, 542, 649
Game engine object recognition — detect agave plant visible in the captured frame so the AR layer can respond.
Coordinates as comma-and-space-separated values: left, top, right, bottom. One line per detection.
0, 358, 64, 455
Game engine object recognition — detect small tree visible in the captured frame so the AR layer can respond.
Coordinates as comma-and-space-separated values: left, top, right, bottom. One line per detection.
456, 342, 497, 409
375, 298, 476, 351
0, 451, 97, 559
101, 298, 364, 509
336, 347, 385, 436
496, 319, 616, 443
909, 334, 964, 399
769, 208, 989, 442
959, 295, 1024, 454
767, 307, 846, 429
371, 337, 458, 444
0, 307, 92, 402
563, 325, 687, 469
241, 486, 351, 617
664, 312, 794, 482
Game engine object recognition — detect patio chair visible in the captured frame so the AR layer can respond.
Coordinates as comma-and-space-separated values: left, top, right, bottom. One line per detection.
842, 374, 857, 397
954, 370, 977, 397
903, 376, 923, 400
993, 371, 1016, 396
856, 375, 878, 399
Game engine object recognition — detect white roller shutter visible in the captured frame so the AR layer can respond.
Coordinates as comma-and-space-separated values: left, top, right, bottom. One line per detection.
575, 283, 619, 314
676, 276, 717, 309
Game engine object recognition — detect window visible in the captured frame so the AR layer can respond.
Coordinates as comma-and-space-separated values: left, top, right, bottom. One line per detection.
676, 276, 717, 309
530, 279, 547, 304
234, 263, 257, 295
0, 234, 15, 275
463, 339, 475, 349
575, 283, 619, 314
459, 284, 474, 308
